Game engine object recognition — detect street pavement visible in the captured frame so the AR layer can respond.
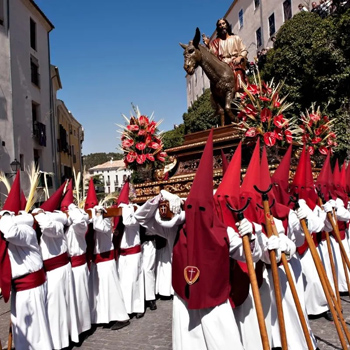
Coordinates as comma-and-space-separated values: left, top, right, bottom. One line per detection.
0, 294, 349, 349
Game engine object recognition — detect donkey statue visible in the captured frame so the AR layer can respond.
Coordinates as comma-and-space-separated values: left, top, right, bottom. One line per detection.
180, 28, 236, 127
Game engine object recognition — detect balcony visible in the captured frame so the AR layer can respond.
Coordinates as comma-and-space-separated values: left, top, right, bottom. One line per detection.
33, 121, 46, 147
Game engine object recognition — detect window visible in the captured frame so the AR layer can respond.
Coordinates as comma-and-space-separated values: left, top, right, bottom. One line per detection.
283, 0, 292, 21
254, 0, 260, 9
20, 154, 24, 171
0, 0, 4, 26
268, 13, 275, 37
239, 9, 244, 28
256, 27, 262, 48
30, 18, 36, 50
32, 101, 39, 123
30, 56, 40, 87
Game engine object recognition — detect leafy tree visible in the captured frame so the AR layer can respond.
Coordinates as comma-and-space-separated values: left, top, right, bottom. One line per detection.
162, 124, 185, 149
262, 10, 350, 158
182, 89, 217, 134
83, 152, 123, 170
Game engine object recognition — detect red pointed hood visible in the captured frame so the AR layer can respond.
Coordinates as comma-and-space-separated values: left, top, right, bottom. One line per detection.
333, 159, 340, 186
113, 180, 130, 230
20, 191, 27, 211
40, 181, 66, 212
261, 147, 290, 220
346, 163, 350, 194
333, 161, 348, 205
271, 145, 292, 206
316, 152, 334, 201
84, 178, 98, 210
215, 143, 242, 226
60, 179, 73, 211
0, 171, 21, 303
173, 129, 230, 309
220, 149, 229, 176
240, 140, 263, 223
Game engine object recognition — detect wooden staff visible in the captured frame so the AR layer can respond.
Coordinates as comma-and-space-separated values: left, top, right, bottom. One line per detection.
226, 198, 270, 350
7, 323, 11, 350
268, 211, 313, 350
292, 198, 349, 349
254, 184, 287, 350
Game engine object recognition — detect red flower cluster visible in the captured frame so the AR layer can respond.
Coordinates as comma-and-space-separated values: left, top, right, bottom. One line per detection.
299, 105, 337, 155
120, 114, 167, 170
234, 77, 298, 147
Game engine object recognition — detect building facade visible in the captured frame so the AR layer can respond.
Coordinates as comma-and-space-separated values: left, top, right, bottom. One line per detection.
89, 159, 131, 194
186, 0, 303, 107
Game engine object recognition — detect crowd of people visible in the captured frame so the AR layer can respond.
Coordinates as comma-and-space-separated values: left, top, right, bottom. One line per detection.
299, 0, 350, 16
1, 130, 350, 350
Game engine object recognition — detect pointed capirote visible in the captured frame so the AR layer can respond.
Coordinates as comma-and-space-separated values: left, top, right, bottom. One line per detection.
40, 181, 67, 212
60, 179, 74, 211
84, 178, 98, 210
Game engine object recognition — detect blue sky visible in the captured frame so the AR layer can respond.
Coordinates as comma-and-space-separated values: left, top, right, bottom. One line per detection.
35, 0, 232, 155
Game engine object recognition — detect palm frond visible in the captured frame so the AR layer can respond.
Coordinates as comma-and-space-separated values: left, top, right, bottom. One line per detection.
0, 172, 11, 194
25, 163, 40, 212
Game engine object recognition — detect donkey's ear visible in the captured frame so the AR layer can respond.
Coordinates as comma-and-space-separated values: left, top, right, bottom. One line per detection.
179, 43, 188, 50
193, 27, 200, 48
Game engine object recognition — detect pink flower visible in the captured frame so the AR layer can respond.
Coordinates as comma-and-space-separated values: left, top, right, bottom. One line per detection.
319, 146, 329, 155
145, 135, 152, 145
274, 128, 283, 140
147, 122, 157, 134
149, 142, 161, 149
323, 116, 329, 122
310, 113, 321, 122
261, 108, 272, 122
329, 132, 336, 139
122, 139, 134, 148
273, 100, 281, 108
139, 115, 149, 125
284, 130, 293, 144
126, 151, 137, 163
314, 127, 323, 136
138, 129, 147, 136
136, 154, 146, 164
302, 134, 310, 143
146, 154, 155, 161
262, 82, 272, 94
273, 114, 286, 128
237, 111, 247, 119
259, 96, 270, 102
156, 152, 167, 162
244, 104, 257, 116
308, 146, 315, 155
311, 137, 322, 144
136, 142, 146, 150
127, 124, 139, 131
245, 127, 257, 137
247, 84, 259, 94
264, 132, 276, 146
327, 138, 334, 146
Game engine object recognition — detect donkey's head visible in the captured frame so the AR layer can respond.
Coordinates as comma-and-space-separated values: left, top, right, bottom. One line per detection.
180, 28, 202, 75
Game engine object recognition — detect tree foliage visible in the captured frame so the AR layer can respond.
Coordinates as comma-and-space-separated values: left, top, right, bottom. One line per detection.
182, 89, 217, 134
162, 124, 185, 150
83, 152, 123, 170
262, 10, 350, 158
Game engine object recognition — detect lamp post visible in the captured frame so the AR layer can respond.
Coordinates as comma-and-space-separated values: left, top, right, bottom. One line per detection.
5, 159, 21, 178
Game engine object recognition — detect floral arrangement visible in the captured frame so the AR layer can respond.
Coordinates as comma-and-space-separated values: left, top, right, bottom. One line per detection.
299, 104, 337, 155
117, 107, 167, 175
233, 72, 301, 147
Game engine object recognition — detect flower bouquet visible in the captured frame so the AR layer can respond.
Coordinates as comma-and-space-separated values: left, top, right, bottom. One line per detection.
118, 106, 167, 184
233, 72, 301, 148
299, 104, 337, 156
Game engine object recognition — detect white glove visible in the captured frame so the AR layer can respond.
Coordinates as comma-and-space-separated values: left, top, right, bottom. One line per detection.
52, 211, 68, 225
35, 212, 50, 225
296, 206, 308, 220
0, 214, 15, 234
236, 218, 253, 239
327, 199, 336, 208
323, 201, 333, 213
31, 208, 45, 214
160, 190, 182, 214
14, 212, 34, 227
0, 210, 15, 217
335, 198, 345, 210
279, 235, 289, 253
267, 235, 280, 250
93, 205, 107, 214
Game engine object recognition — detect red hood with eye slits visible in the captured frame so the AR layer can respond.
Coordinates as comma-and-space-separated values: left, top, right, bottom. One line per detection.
172, 130, 230, 309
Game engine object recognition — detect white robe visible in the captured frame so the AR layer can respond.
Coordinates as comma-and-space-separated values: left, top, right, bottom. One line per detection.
117, 204, 144, 314
65, 206, 91, 334
0, 214, 53, 350
89, 215, 129, 324
142, 234, 156, 301
135, 195, 262, 350
37, 212, 79, 349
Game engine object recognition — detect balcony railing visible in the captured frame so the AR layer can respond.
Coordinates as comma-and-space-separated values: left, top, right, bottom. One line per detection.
33, 121, 46, 146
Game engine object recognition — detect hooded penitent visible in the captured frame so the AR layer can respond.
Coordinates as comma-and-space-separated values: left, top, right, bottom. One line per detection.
315, 152, 334, 202
84, 178, 98, 211
271, 145, 293, 206
60, 179, 74, 211
40, 181, 67, 212
0, 171, 21, 302
289, 147, 318, 210
112, 180, 130, 260
333, 160, 348, 206
220, 149, 229, 177
172, 130, 230, 309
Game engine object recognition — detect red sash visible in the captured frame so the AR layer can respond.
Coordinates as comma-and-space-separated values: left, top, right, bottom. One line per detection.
12, 268, 46, 292
43, 252, 70, 272
92, 250, 114, 264
120, 245, 141, 256
71, 253, 87, 268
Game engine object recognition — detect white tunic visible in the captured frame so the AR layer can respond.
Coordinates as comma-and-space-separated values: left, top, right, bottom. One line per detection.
142, 230, 156, 301
0, 214, 53, 350
135, 195, 262, 350
117, 203, 145, 314
37, 211, 79, 349
65, 205, 91, 334
89, 214, 129, 324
